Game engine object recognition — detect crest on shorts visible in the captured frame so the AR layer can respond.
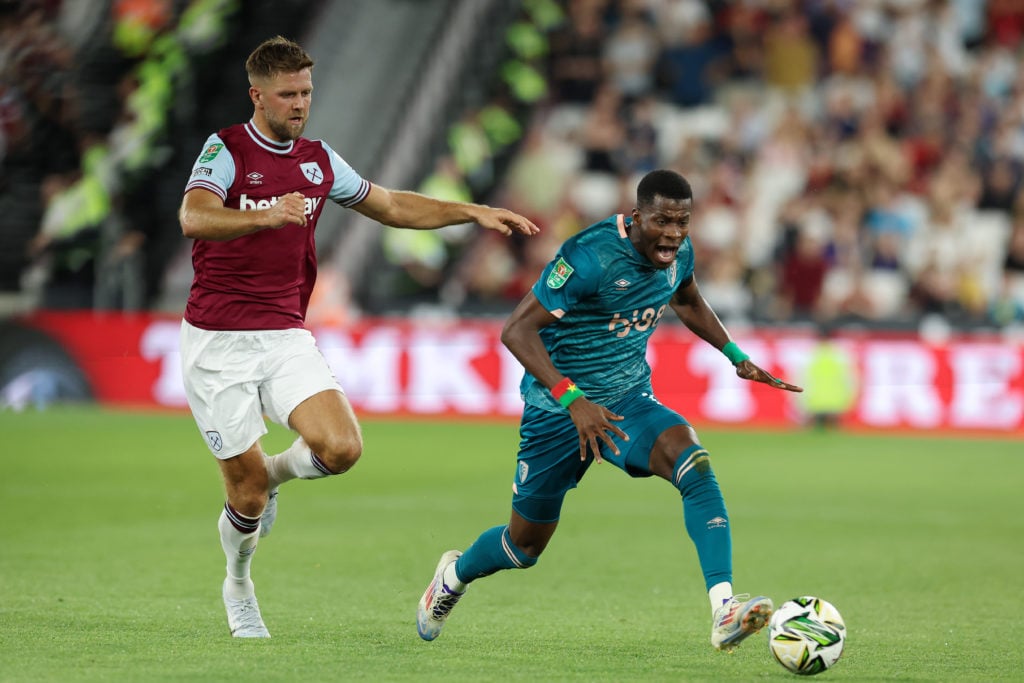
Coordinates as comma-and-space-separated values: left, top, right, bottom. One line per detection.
205, 430, 223, 452
300, 161, 324, 185
199, 143, 223, 163
546, 257, 574, 289
518, 461, 529, 484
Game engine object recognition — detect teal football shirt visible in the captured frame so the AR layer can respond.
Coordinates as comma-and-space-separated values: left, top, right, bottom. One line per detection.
521, 213, 695, 412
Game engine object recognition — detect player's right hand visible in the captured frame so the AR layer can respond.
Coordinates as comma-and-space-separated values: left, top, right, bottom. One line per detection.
476, 206, 540, 237
568, 398, 628, 464
266, 192, 308, 228
735, 360, 803, 392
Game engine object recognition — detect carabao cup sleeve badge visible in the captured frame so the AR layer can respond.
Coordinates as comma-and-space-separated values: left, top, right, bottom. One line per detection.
546, 257, 575, 289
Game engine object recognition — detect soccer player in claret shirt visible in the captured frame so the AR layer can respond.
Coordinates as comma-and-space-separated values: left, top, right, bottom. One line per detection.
417, 169, 802, 651
178, 36, 538, 639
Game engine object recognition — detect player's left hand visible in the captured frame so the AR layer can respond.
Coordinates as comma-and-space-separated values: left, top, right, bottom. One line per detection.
735, 360, 803, 392
566, 397, 628, 464
478, 207, 540, 237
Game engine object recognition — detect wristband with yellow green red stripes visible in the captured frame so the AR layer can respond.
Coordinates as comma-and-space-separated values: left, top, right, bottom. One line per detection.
551, 377, 586, 408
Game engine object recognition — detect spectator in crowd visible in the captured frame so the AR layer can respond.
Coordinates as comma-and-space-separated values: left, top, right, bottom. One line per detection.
655, 8, 724, 108
776, 216, 830, 322
602, 0, 659, 100
546, 0, 606, 105
762, 7, 818, 96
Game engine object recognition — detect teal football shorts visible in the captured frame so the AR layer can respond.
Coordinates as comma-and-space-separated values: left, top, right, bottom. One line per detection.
511, 387, 688, 523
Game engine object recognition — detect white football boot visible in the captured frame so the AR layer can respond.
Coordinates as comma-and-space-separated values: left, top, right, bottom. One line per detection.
416, 550, 465, 641
259, 488, 278, 538
223, 579, 270, 638
711, 594, 772, 651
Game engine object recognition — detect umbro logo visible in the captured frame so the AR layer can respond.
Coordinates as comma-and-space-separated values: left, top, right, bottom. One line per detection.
246, 172, 263, 185
614, 278, 631, 290
707, 516, 728, 529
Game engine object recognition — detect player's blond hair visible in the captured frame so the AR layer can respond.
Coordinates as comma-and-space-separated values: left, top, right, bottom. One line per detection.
245, 36, 314, 83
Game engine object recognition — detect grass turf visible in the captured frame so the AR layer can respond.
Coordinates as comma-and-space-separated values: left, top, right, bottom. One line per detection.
1, 406, 1021, 681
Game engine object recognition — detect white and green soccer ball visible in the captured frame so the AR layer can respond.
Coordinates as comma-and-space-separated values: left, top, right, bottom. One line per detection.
767, 596, 846, 676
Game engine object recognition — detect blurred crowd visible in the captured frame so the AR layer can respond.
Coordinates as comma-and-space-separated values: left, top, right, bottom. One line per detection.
5, 0, 1024, 333
421, 0, 1024, 331
0, 0, 240, 310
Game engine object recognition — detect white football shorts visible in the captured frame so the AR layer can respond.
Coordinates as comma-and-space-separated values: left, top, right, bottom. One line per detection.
180, 320, 343, 458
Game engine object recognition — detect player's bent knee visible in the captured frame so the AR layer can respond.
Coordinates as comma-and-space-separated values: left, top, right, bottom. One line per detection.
514, 540, 545, 561
310, 433, 362, 473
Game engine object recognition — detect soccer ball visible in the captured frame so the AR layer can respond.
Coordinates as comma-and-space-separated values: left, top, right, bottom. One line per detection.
767, 596, 846, 676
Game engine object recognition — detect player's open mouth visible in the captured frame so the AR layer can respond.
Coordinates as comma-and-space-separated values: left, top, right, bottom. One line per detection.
654, 245, 677, 262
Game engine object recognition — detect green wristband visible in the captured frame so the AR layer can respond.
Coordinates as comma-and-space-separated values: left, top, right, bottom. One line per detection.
722, 341, 749, 365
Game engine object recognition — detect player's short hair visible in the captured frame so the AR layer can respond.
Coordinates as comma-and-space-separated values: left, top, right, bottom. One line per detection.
637, 169, 692, 209
246, 36, 314, 83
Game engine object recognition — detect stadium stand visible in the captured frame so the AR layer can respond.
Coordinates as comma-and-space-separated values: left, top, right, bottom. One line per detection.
3, 0, 1024, 335
406, 0, 1024, 332
0, 0, 318, 313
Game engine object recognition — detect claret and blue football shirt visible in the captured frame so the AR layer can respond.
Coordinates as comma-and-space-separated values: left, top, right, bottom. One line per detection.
183, 121, 370, 331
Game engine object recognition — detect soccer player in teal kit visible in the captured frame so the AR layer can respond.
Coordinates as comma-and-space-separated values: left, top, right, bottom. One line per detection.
417, 169, 802, 651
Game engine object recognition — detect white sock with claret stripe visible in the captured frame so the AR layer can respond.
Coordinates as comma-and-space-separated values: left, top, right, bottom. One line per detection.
219, 505, 259, 599
264, 437, 331, 488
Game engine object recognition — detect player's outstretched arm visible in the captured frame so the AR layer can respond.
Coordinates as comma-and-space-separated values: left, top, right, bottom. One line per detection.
670, 276, 803, 393
501, 293, 627, 462
353, 184, 539, 236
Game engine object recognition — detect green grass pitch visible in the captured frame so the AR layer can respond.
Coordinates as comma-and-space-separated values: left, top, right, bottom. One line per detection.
1, 406, 1021, 681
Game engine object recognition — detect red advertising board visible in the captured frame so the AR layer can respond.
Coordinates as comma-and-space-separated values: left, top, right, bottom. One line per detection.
15, 311, 1024, 434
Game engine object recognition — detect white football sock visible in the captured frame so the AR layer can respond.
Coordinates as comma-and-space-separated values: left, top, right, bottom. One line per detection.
443, 561, 466, 593
264, 437, 328, 488
709, 581, 733, 615
219, 509, 259, 599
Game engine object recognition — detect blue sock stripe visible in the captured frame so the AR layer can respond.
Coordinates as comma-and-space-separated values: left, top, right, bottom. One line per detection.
673, 447, 709, 487
223, 502, 260, 534
310, 451, 334, 476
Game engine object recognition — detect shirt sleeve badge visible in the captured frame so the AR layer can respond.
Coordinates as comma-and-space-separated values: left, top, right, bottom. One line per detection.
546, 257, 575, 289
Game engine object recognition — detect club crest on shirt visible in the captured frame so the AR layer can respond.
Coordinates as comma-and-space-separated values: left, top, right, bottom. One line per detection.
300, 161, 324, 185
546, 257, 574, 289
199, 143, 223, 163
666, 261, 678, 287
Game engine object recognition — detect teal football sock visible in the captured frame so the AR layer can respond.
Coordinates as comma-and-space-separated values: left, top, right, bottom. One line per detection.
672, 445, 733, 590
455, 525, 537, 583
